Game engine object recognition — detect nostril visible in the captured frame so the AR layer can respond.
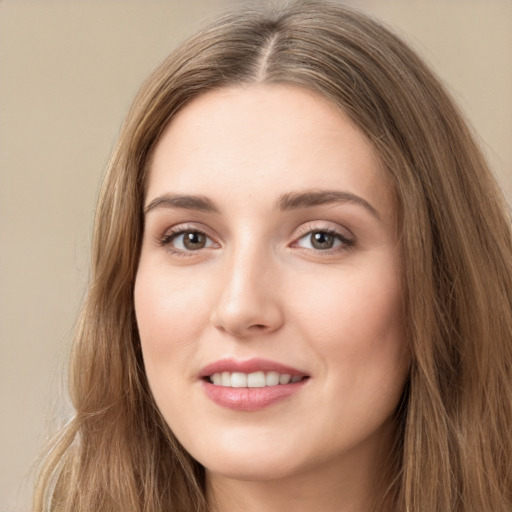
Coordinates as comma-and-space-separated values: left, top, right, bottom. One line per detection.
250, 324, 268, 331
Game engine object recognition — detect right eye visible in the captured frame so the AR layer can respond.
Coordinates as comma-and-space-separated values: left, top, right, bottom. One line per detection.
160, 228, 217, 254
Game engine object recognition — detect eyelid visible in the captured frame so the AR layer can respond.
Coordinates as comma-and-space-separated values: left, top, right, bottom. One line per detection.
293, 221, 354, 239
291, 222, 355, 253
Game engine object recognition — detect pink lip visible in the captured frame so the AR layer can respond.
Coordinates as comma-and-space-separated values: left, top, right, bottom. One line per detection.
199, 358, 309, 412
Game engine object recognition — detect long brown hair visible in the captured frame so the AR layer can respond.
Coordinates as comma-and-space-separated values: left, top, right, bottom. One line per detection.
34, 2, 512, 511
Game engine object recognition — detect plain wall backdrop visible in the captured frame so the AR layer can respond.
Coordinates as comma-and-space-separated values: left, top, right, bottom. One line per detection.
0, 1, 511, 510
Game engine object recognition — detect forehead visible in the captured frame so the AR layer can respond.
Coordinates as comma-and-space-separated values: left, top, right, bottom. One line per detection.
147, 84, 394, 219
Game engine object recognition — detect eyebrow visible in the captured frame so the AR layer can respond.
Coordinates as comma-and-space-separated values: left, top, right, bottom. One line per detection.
144, 194, 219, 214
144, 189, 380, 220
277, 190, 381, 220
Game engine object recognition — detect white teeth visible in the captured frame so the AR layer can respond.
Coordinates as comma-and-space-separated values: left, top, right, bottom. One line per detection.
247, 371, 266, 388
266, 371, 280, 386
209, 371, 305, 387
231, 372, 247, 387
279, 373, 291, 385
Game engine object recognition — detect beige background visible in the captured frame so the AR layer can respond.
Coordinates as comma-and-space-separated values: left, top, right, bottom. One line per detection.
0, 1, 511, 510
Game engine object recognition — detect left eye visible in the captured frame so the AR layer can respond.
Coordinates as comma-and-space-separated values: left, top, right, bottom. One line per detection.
169, 230, 215, 251
295, 230, 345, 251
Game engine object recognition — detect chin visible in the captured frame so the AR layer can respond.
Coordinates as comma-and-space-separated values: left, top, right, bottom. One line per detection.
186, 434, 312, 482
203, 457, 306, 482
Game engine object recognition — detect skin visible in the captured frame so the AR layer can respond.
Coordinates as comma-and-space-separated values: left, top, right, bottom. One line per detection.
134, 84, 410, 512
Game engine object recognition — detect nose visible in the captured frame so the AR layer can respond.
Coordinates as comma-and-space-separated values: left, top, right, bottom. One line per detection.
210, 244, 284, 338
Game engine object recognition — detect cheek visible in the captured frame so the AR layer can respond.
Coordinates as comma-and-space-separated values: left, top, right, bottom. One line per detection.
134, 264, 210, 422
133, 264, 212, 403
134, 263, 210, 351
294, 269, 408, 444
297, 269, 403, 338
291, 263, 408, 383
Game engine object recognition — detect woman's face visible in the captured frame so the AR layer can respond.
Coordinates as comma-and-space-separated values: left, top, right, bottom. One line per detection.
134, 84, 409, 484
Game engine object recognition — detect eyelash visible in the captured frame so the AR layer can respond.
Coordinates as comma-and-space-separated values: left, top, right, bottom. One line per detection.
158, 224, 355, 257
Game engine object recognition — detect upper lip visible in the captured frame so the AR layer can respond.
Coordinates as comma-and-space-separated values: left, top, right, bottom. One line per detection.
199, 358, 309, 379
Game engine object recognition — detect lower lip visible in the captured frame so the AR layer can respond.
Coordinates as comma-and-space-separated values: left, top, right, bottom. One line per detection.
201, 379, 308, 411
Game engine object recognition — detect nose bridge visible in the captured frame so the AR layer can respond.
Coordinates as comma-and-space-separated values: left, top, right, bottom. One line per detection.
211, 229, 283, 337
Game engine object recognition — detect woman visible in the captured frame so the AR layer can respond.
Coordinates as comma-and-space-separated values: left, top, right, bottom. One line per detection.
34, 1, 512, 511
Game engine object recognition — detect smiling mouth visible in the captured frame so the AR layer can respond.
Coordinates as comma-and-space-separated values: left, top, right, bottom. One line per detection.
199, 358, 310, 409
206, 371, 307, 388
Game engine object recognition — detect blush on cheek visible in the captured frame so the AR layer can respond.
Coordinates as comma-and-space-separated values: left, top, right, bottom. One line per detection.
301, 276, 406, 372
135, 273, 194, 345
